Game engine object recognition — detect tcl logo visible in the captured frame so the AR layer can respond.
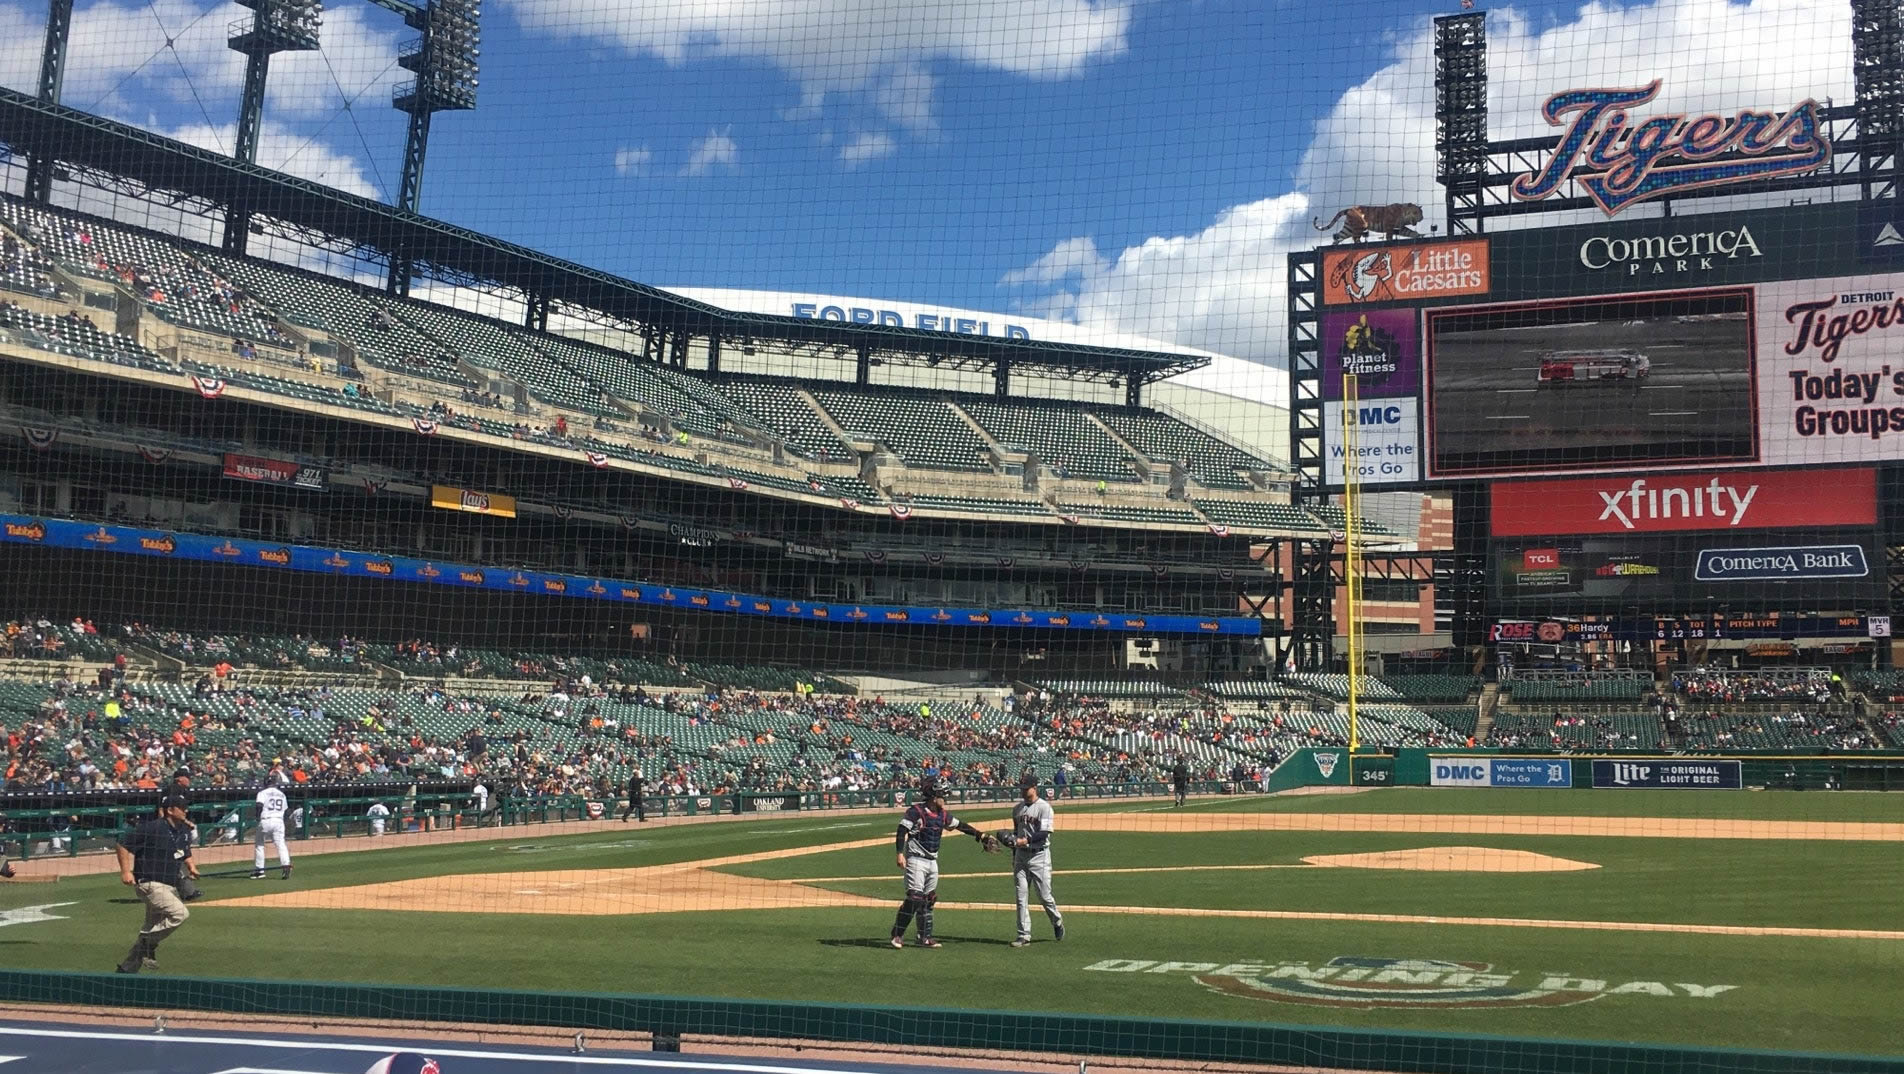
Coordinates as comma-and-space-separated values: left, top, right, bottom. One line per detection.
1492, 469, 1875, 536
1523, 548, 1560, 569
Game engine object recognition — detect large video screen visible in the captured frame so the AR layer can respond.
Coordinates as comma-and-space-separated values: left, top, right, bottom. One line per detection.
1427, 288, 1758, 477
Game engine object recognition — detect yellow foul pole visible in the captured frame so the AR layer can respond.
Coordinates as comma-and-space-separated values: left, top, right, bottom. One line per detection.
1341, 373, 1363, 753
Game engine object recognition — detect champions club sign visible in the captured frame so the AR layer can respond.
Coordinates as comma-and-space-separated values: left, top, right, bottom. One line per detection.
1511, 81, 1832, 215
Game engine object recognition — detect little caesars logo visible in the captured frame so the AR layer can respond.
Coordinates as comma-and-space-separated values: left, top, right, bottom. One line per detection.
1085, 956, 1735, 1010
1579, 225, 1761, 276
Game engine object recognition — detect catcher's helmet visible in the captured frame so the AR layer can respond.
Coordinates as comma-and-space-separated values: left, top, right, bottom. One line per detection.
919, 780, 944, 801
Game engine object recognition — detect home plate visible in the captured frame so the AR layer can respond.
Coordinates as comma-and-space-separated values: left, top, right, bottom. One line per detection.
1301, 846, 1599, 872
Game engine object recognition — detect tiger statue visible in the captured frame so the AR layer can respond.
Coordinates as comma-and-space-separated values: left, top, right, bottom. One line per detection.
1313, 203, 1425, 244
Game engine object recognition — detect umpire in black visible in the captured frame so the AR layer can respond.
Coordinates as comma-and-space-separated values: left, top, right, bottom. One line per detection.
621, 765, 646, 822
114, 792, 198, 974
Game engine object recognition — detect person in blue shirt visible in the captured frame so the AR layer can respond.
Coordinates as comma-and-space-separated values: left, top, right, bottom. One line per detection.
114, 793, 198, 973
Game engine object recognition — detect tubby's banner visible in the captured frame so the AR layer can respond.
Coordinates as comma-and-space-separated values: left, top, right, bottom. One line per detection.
1490, 468, 1875, 536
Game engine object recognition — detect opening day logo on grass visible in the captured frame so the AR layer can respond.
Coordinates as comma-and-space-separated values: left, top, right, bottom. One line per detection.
1083, 957, 1736, 1010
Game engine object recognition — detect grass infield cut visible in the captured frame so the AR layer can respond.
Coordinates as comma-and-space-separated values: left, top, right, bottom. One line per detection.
0, 787, 1897, 1058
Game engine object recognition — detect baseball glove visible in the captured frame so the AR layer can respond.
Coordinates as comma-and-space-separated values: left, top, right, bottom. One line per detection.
990, 830, 1018, 851
978, 833, 1002, 854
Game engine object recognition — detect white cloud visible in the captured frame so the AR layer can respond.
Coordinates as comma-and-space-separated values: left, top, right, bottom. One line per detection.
501, 0, 1129, 157
167, 120, 382, 198
1004, 0, 1856, 398
681, 127, 738, 177
614, 145, 654, 177
0, 0, 403, 126
838, 132, 896, 167
999, 236, 1103, 287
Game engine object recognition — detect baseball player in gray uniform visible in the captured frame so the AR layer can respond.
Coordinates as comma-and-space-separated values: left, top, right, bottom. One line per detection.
890, 781, 992, 948
999, 783, 1064, 947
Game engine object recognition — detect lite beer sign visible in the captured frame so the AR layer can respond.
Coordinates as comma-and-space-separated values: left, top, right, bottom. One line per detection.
1511, 81, 1831, 215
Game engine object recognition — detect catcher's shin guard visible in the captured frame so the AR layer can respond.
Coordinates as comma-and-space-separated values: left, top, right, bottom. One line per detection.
918, 889, 938, 939
892, 894, 921, 937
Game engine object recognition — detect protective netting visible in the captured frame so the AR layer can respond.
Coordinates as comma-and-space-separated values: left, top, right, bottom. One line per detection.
0, 0, 1898, 1070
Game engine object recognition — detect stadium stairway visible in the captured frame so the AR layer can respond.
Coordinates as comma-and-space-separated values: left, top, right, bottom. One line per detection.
1474, 683, 1499, 742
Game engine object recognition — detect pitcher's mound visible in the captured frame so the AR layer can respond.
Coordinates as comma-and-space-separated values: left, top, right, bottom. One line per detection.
1302, 846, 1598, 872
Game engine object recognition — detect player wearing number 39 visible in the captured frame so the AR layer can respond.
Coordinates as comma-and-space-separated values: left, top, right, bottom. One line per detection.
999, 784, 1065, 947
252, 785, 292, 879
890, 782, 994, 948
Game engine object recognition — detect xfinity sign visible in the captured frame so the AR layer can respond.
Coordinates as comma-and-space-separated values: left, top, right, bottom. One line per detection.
1694, 544, 1869, 582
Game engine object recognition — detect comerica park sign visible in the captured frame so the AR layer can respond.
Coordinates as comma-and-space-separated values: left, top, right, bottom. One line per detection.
1511, 81, 1832, 215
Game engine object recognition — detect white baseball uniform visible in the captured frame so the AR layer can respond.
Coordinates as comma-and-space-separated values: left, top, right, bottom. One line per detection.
253, 787, 291, 872
366, 802, 390, 836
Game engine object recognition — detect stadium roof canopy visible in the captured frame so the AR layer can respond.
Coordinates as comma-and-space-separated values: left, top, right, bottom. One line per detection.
0, 89, 1208, 396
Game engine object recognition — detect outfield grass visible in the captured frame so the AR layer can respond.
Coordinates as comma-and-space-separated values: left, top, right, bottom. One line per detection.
0, 787, 1897, 1058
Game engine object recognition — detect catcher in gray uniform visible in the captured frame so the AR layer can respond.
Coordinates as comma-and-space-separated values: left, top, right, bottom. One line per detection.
997, 783, 1065, 947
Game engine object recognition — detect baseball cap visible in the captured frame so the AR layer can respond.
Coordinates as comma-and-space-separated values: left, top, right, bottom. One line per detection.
158, 792, 190, 810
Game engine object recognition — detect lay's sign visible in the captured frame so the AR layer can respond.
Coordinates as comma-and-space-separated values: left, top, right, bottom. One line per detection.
431, 485, 517, 519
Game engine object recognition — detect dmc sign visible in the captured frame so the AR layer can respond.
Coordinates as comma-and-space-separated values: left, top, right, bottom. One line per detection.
1511, 81, 1832, 214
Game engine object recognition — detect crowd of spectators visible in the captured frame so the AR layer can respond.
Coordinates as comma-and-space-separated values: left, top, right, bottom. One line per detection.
1672, 668, 1836, 705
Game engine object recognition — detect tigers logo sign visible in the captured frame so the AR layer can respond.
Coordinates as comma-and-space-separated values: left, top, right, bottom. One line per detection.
1313, 752, 1341, 779
1322, 240, 1490, 305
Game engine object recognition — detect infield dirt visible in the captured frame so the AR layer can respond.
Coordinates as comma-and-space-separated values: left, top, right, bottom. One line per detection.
210, 809, 1898, 919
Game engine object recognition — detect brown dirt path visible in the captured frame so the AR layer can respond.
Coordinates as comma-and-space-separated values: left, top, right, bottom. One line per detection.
211, 808, 1902, 924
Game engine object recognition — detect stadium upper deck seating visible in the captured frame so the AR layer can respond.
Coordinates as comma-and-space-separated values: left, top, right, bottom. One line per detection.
0, 302, 169, 371
1192, 499, 1327, 533
1306, 504, 1397, 537
198, 251, 467, 383
1502, 672, 1652, 704
904, 494, 1050, 517
0, 201, 290, 347
0, 231, 58, 299
716, 379, 852, 461
1056, 501, 1204, 527
810, 388, 992, 471
383, 298, 618, 417
1091, 408, 1266, 490
1385, 675, 1481, 702
957, 398, 1137, 482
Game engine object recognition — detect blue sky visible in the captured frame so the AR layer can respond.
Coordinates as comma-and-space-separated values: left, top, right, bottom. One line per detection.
0, 0, 1860, 373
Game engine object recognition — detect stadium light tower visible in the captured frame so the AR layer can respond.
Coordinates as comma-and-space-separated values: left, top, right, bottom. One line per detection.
23, 0, 74, 203
228, 0, 323, 164
223, 0, 321, 253
387, 0, 480, 294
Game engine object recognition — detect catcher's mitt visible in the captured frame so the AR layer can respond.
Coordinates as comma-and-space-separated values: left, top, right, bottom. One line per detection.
979, 833, 1003, 854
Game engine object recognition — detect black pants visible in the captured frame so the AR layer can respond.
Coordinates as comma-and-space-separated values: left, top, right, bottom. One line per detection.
623, 794, 645, 821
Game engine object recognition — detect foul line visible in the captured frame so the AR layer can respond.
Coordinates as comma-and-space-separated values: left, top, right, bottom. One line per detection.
928, 902, 1904, 941
789, 864, 1309, 883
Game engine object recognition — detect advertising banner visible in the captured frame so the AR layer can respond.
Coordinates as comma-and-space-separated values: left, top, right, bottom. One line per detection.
0, 513, 1262, 637
1322, 239, 1491, 306
1490, 468, 1874, 537
1321, 310, 1420, 400
1592, 759, 1742, 789
223, 453, 326, 491
1429, 757, 1572, 787
1491, 530, 1881, 611
1756, 273, 1904, 467
1488, 758, 1573, 787
1693, 544, 1869, 582
431, 485, 518, 519
1323, 399, 1420, 486
1429, 759, 1491, 786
